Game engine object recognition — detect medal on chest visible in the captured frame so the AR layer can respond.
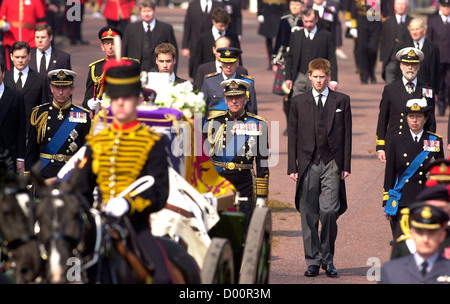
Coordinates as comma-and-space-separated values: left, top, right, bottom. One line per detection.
423, 139, 440, 152
69, 111, 88, 123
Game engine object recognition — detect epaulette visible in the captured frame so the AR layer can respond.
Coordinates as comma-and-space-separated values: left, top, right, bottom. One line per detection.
240, 74, 254, 80
89, 58, 105, 67
31, 102, 50, 111
207, 111, 227, 120
247, 112, 266, 121
205, 72, 219, 78
72, 104, 90, 113
426, 131, 442, 138
123, 57, 140, 63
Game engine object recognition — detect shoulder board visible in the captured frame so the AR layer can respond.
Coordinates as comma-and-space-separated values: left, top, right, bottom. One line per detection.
205, 72, 219, 78
122, 57, 140, 63
72, 104, 90, 113
207, 111, 227, 120
247, 112, 266, 121
240, 74, 254, 80
89, 58, 105, 67
32, 102, 50, 111
426, 131, 442, 138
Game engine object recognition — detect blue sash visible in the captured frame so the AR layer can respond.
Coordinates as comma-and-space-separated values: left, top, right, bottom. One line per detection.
40, 107, 82, 169
384, 135, 436, 215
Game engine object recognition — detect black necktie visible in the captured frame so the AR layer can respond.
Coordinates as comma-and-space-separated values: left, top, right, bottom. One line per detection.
16, 71, 23, 91
318, 94, 324, 113
415, 135, 418, 143
39, 51, 46, 76
146, 24, 152, 45
415, 42, 420, 50
204, 1, 209, 13
420, 261, 428, 277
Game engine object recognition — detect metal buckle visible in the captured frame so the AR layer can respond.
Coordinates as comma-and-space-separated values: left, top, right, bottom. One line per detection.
55, 154, 65, 162
227, 162, 236, 170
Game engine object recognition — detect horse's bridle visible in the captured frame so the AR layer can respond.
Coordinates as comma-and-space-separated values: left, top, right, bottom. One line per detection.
0, 187, 37, 251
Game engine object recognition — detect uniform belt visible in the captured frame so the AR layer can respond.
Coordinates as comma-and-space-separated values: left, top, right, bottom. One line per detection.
40, 153, 71, 162
9, 21, 36, 29
212, 160, 253, 170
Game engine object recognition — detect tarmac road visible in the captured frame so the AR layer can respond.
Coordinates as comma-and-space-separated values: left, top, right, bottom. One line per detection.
64, 4, 449, 284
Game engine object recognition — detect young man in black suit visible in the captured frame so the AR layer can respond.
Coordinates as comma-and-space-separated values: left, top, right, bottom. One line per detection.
122, 0, 178, 73
194, 36, 248, 90
191, 7, 241, 79
30, 23, 72, 102
376, 47, 436, 163
4, 41, 48, 136
284, 8, 338, 98
154, 43, 190, 86
288, 58, 352, 278
0, 58, 26, 174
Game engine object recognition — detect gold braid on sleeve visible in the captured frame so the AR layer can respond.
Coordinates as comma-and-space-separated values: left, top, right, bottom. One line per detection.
30, 109, 48, 144
256, 174, 269, 197
207, 121, 224, 156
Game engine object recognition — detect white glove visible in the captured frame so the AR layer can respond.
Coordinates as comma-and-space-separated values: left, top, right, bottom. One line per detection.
87, 98, 100, 110
255, 197, 266, 208
257, 15, 264, 23
130, 14, 138, 23
345, 21, 352, 28
104, 197, 130, 217
349, 28, 358, 38
93, 12, 101, 19
1, 21, 10, 31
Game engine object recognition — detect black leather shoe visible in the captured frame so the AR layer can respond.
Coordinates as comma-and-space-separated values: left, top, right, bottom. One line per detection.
360, 78, 368, 84
370, 76, 377, 84
322, 263, 338, 277
304, 265, 320, 277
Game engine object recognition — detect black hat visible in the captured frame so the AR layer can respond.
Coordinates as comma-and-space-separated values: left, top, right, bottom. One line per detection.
396, 47, 424, 63
416, 185, 450, 202
439, 0, 450, 6
217, 47, 242, 63
405, 98, 431, 113
220, 79, 250, 96
98, 26, 123, 40
409, 203, 449, 230
48, 69, 77, 86
104, 59, 141, 98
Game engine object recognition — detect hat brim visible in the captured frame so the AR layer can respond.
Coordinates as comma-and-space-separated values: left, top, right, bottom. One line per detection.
50, 80, 74, 86
410, 220, 443, 230
224, 90, 246, 96
220, 58, 238, 63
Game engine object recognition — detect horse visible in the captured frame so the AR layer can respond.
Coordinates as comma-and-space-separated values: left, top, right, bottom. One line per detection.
0, 162, 44, 283
31, 162, 201, 284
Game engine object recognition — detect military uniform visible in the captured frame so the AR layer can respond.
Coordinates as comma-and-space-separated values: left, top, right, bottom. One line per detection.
201, 47, 258, 118
25, 70, 91, 179
376, 48, 436, 154
383, 98, 443, 239
78, 59, 173, 284
82, 26, 138, 109
203, 79, 269, 224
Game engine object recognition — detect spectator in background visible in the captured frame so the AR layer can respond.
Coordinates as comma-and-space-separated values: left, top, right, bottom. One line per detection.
65, 0, 89, 45
93, 0, 137, 34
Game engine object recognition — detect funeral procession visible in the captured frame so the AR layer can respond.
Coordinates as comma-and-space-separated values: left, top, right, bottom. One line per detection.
1, 0, 450, 292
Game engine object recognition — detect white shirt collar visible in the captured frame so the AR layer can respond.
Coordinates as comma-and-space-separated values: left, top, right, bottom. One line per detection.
414, 37, 425, 47
222, 71, 236, 80
0, 82, 4, 99
215, 60, 222, 73
312, 87, 329, 105
396, 13, 406, 24
305, 26, 318, 38
413, 252, 440, 273
402, 76, 417, 86
168, 72, 176, 82
14, 66, 29, 77
410, 129, 424, 141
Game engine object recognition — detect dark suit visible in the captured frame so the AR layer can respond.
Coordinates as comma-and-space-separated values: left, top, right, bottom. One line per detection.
383, 131, 444, 238
380, 15, 413, 83
182, 0, 224, 78
285, 28, 337, 96
0, 84, 26, 171
288, 88, 352, 266
376, 79, 436, 153
427, 12, 450, 115
191, 28, 241, 79
194, 60, 248, 89
29, 47, 72, 102
4, 68, 48, 136
308, 0, 341, 48
223, 0, 242, 36
122, 20, 178, 73
381, 254, 450, 284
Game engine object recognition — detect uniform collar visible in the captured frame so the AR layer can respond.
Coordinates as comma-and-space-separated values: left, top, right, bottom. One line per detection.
112, 119, 140, 132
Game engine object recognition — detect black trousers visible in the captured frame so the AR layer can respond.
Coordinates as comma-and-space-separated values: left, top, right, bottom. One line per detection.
355, 16, 381, 81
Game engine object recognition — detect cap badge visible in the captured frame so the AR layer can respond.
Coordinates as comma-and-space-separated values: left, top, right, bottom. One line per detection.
230, 81, 238, 89
225, 50, 231, 57
408, 49, 416, 57
108, 28, 113, 35
57, 70, 66, 80
440, 163, 448, 173
410, 103, 421, 111
421, 206, 432, 219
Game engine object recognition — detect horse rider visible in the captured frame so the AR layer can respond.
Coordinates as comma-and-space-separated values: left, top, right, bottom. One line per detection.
77, 58, 174, 284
